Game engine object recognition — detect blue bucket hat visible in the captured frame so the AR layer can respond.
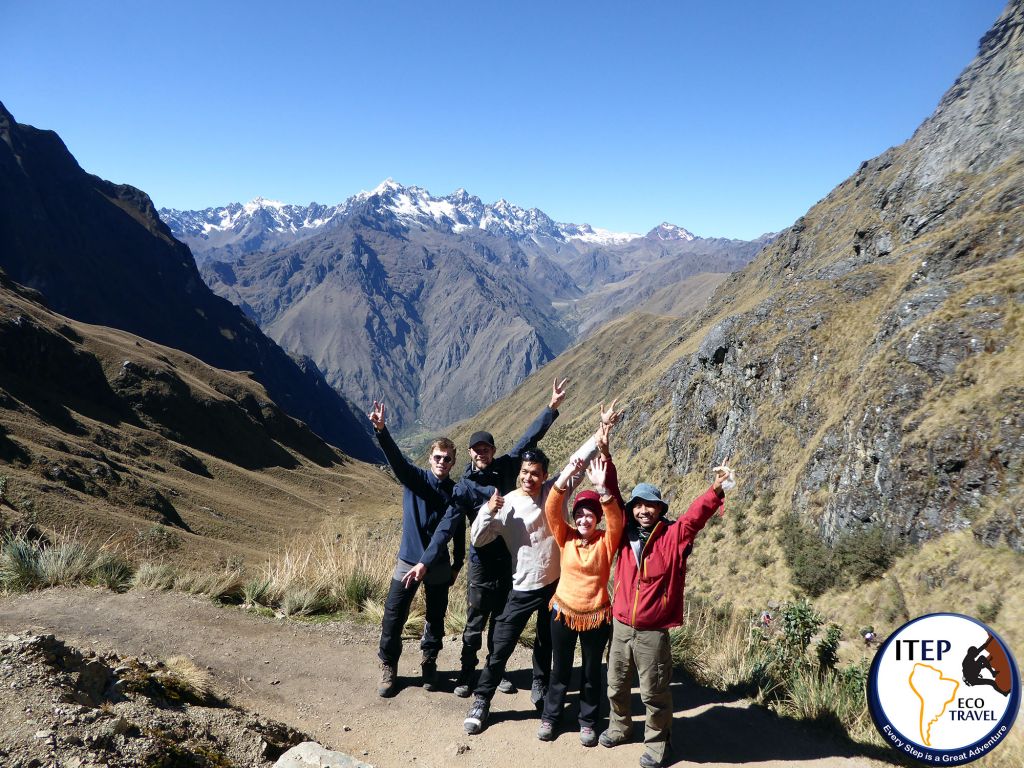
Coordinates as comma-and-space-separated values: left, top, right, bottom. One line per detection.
625, 482, 668, 515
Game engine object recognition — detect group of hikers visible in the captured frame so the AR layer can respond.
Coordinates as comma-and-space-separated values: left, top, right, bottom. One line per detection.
368, 379, 732, 768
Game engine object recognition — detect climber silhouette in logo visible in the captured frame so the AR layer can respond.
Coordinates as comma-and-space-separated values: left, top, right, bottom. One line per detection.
962, 633, 1012, 696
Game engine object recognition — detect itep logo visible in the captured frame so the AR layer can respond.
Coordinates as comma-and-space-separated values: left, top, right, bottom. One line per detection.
868, 613, 1020, 764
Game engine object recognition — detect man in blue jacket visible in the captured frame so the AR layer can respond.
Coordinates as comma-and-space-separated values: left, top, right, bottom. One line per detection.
369, 401, 460, 697
403, 378, 568, 701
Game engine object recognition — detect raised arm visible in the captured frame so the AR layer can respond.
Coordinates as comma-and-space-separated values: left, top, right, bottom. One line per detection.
507, 377, 569, 458
678, 460, 732, 546
402, 486, 472, 588
369, 400, 430, 493
553, 400, 624, 496
588, 454, 625, 557
545, 460, 582, 548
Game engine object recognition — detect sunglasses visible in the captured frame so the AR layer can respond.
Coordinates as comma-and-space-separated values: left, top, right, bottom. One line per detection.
431, 454, 455, 464
520, 450, 544, 462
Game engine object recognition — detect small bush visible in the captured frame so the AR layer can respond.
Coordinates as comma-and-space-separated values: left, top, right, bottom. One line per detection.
833, 526, 899, 585
0, 533, 133, 592
754, 551, 775, 568
160, 656, 215, 704
175, 569, 245, 603
777, 513, 837, 596
815, 624, 842, 673
978, 596, 1003, 624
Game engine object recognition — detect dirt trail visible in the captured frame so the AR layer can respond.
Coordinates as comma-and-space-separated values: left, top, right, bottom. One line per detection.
0, 588, 889, 768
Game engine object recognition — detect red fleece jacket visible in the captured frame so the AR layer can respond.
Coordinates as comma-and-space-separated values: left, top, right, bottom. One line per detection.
610, 487, 722, 631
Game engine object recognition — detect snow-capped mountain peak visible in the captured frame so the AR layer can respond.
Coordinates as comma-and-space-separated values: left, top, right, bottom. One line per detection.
159, 180, 648, 252
647, 222, 696, 241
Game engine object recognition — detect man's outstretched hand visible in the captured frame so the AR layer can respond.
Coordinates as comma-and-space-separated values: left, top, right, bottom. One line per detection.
369, 400, 386, 432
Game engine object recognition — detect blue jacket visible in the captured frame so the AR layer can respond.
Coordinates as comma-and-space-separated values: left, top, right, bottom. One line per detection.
419, 406, 558, 579
375, 426, 462, 572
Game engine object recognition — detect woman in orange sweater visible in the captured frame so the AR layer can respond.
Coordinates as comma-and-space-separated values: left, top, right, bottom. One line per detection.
538, 426, 624, 747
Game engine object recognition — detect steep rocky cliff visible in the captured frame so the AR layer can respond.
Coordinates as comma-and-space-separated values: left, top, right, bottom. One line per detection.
465, 2, 1022, 567
662, 0, 1023, 551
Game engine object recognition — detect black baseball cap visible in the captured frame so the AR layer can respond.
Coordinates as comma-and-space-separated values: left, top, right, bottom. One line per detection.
469, 431, 495, 448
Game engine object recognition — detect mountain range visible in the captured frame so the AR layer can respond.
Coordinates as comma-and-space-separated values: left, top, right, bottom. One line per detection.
0, 102, 379, 462
162, 183, 771, 431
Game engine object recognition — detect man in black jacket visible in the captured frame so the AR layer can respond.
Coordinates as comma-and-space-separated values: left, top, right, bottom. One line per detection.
404, 378, 568, 700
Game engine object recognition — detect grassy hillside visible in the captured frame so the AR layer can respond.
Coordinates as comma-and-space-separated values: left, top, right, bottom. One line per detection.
0, 273, 397, 569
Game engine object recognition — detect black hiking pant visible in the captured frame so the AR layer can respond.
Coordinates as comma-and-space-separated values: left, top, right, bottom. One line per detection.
542, 613, 611, 728
460, 565, 513, 669
378, 576, 449, 667
474, 581, 557, 700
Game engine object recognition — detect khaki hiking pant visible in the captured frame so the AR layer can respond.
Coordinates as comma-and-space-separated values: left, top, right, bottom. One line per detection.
607, 618, 673, 762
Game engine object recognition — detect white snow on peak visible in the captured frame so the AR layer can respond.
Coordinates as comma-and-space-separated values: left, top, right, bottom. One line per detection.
161, 181, 661, 247
568, 225, 642, 244
651, 222, 696, 241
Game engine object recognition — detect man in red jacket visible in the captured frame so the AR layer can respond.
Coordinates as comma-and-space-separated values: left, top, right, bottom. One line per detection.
600, 466, 731, 768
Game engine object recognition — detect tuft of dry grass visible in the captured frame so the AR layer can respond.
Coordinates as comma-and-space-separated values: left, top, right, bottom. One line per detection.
159, 655, 215, 704
133, 562, 179, 591
174, 568, 245, 603
0, 530, 133, 593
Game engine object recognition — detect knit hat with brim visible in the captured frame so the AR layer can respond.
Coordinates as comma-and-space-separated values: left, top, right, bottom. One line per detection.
625, 482, 668, 515
572, 490, 603, 521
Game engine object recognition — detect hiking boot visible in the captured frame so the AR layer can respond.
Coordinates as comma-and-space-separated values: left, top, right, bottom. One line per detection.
599, 729, 630, 748
453, 667, 475, 698
537, 720, 555, 741
497, 677, 517, 694
377, 662, 397, 698
464, 695, 490, 735
421, 652, 438, 692
530, 679, 547, 710
579, 726, 598, 747
639, 753, 663, 768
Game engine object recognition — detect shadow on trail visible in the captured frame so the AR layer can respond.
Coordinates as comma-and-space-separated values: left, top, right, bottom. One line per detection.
662, 673, 899, 765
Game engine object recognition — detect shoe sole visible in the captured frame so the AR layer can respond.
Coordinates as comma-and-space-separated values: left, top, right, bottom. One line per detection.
454, 687, 472, 698
464, 718, 483, 735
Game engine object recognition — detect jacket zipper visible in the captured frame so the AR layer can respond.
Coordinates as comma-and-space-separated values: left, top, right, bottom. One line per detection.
631, 521, 661, 626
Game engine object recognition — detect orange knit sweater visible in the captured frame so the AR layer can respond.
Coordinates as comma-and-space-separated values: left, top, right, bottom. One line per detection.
543, 485, 624, 631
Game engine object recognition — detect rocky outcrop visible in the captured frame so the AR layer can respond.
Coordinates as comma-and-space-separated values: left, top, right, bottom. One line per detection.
663, 1, 1024, 551
0, 633, 308, 767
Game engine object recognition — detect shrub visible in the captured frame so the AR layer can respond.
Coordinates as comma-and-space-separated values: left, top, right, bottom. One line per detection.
777, 513, 837, 596
89, 550, 134, 591
0, 533, 133, 592
833, 526, 899, 585
815, 623, 842, 673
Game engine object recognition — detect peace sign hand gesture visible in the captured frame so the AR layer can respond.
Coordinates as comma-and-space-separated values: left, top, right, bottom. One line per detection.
369, 400, 386, 432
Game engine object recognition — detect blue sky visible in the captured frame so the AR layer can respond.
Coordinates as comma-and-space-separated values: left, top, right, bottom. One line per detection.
1, 1, 1007, 240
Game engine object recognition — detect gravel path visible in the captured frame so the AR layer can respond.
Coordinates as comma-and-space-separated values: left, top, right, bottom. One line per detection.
0, 587, 890, 768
